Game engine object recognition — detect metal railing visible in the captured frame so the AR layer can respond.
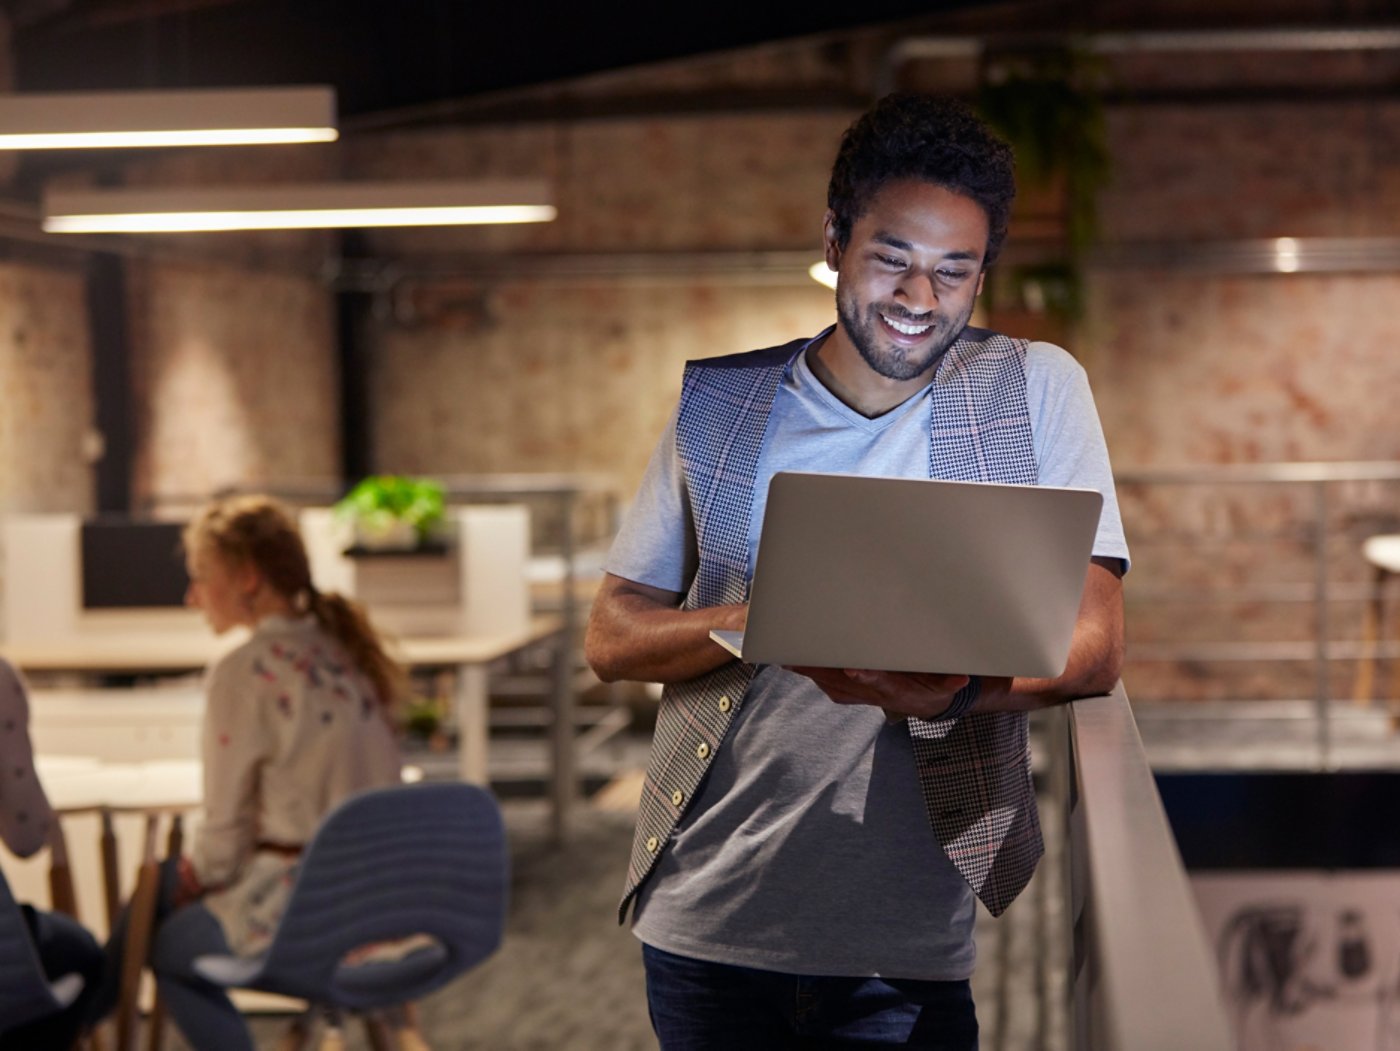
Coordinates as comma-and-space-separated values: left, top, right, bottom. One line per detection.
1116, 461, 1400, 767
1054, 685, 1233, 1050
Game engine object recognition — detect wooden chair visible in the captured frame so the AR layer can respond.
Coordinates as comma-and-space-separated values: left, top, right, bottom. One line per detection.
106, 806, 188, 1051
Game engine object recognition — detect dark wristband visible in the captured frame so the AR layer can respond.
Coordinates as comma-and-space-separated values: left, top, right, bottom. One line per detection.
942, 675, 981, 721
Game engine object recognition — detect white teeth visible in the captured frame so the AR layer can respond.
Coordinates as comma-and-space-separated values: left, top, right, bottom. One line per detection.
883, 315, 931, 336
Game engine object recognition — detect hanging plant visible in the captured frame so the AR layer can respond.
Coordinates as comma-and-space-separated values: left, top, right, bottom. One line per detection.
976, 46, 1112, 318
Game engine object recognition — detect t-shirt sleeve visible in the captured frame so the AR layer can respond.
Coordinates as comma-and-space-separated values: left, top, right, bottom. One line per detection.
0, 659, 55, 859
1026, 342, 1131, 572
193, 650, 271, 888
604, 404, 698, 595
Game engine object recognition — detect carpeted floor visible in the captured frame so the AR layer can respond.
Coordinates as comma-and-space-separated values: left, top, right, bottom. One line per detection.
150, 758, 1065, 1050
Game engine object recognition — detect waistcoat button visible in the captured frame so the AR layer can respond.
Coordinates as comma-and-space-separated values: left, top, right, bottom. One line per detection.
718, 695, 731, 713
671, 789, 684, 806
646, 836, 659, 852
695, 742, 710, 760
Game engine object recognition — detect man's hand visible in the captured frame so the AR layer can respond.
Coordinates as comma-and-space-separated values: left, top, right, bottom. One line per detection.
790, 667, 997, 721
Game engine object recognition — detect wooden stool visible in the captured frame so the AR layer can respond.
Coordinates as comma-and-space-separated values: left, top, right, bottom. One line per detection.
1353, 535, 1400, 712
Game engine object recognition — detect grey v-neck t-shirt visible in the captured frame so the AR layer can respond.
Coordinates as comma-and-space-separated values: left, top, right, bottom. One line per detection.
608, 339, 1128, 979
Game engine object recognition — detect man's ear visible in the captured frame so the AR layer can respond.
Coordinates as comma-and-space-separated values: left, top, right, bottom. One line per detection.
975, 271, 986, 296
822, 210, 842, 272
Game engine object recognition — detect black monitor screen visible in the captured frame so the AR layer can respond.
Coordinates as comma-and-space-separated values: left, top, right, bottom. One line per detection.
80, 520, 190, 609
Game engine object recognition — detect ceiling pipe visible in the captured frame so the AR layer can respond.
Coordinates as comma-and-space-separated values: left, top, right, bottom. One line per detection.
876, 25, 1400, 96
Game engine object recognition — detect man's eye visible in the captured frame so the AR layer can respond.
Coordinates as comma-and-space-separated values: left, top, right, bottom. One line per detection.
877, 255, 904, 268
938, 270, 969, 281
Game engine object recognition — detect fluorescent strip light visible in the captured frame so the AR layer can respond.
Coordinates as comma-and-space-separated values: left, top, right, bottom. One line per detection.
0, 87, 337, 150
42, 180, 557, 233
809, 261, 838, 289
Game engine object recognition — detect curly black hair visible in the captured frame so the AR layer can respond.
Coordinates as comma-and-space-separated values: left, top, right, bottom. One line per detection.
827, 94, 1017, 266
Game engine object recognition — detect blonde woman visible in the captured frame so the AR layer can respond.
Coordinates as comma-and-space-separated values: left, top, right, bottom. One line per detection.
100, 495, 403, 1050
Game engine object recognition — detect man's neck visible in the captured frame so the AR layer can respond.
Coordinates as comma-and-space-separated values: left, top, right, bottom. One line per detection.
807, 326, 937, 419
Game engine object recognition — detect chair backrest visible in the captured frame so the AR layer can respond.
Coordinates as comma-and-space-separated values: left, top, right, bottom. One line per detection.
0, 863, 76, 1035
250, 781, 508, 1007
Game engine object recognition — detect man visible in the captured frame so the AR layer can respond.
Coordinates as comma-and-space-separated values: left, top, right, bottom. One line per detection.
585, 93, 1128, 1049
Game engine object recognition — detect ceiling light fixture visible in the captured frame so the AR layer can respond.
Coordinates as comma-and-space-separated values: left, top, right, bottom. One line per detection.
809, 261, 838, 289
1273, 236, 1301, 273
42, 179, 557, 233
0, 87, 338, 150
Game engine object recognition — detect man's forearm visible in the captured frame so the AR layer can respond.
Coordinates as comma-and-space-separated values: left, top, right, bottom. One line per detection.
584, 575, 747, 684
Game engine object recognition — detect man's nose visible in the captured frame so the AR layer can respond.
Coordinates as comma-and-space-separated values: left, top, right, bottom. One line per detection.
896, 271, 938, 313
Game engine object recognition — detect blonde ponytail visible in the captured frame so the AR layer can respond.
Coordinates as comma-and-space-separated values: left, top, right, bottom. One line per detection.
306, 588, 407, 710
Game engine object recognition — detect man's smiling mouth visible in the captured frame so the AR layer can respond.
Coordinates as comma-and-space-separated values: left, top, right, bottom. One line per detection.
881, 313, 933, 337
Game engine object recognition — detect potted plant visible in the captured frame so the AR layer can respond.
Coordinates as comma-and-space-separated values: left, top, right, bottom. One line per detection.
399, 694, 451, 752
335, 475, 446, 551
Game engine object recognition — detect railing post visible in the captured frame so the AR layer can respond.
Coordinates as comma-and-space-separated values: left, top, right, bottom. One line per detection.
1313, 479, 1332, 767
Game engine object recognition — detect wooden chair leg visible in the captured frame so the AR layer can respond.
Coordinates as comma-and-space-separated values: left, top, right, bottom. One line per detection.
164, 814, 185, 860
1356, 566, 1386, 705
395, 1003, 432, 1051
362, 1011, 394, 1051
114, 816, 161, 1051
100, 809, 122, 931
276, 1012, 314, 1051
1388, 579, 1400, 731
141, 812, 187, 1051
317, 1005, 346, 1051
47, 821, 80, 918
144, 995, 167, 1051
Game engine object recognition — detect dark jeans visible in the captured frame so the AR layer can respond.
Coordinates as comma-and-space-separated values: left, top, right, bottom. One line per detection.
642, 943, 978, 1050
0, 906, 104, 1051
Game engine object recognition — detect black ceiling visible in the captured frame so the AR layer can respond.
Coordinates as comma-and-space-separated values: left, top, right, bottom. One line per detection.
9, 0, 996, 120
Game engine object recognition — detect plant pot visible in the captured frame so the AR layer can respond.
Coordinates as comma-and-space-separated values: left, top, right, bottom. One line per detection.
354, 516, 419, 552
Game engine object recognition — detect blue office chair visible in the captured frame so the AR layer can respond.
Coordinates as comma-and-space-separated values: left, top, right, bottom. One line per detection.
0, 863, 86, 1040
190, 781, 509, 1050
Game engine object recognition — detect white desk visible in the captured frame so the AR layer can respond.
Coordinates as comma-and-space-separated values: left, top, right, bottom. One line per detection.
3, 613, 576, 838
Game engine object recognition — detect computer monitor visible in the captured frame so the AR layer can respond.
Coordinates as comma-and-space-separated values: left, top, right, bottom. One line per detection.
80, 519, 189, 610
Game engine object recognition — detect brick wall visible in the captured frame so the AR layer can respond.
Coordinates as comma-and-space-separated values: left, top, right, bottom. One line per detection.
1086, 101, 1400, 701
0, 263, 94, 514
0, 262, 93, 640
126, 260, 339, 510
352, 112, 850, 486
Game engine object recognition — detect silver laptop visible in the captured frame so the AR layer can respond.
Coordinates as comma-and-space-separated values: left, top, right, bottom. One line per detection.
709, 471, 1103, 679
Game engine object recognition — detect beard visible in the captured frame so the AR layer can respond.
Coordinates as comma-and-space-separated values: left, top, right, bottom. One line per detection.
835, 287, 973, 382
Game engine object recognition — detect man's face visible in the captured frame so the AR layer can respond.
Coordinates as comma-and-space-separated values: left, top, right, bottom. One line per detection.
825, 179, 989, 383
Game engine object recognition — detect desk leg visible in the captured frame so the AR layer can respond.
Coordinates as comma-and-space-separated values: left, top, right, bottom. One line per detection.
456, 664, 489, 784
549, 628, 575, 844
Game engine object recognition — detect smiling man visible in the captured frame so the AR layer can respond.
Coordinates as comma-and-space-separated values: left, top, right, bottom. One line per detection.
585, 94, 1129, 1050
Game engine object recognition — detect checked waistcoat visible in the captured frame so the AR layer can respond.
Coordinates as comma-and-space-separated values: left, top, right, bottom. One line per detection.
619, 326, 1043, 922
